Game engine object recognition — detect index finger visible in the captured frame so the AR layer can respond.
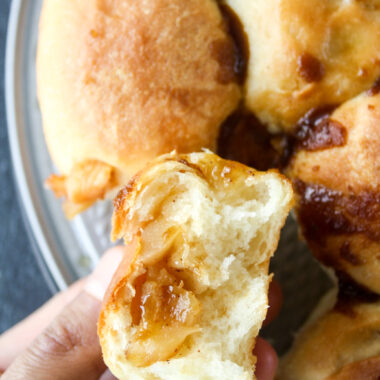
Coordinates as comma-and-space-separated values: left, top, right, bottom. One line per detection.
0, 246, 124, 371
263, 279, 283, 326
0, 278, 86, 371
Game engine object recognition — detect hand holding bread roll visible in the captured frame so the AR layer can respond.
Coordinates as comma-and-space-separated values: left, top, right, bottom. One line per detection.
98, 152, 293, 379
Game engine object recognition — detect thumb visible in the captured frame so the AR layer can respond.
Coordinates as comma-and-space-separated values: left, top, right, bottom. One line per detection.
2, 247, 123, 380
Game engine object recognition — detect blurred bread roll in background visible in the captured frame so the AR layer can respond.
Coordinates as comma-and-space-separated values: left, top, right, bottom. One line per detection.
226, 0, 380, 132
37, 0, 242, 215
278, 289, 380, 380
287, 92, 380, 294
98, 152, 293, 380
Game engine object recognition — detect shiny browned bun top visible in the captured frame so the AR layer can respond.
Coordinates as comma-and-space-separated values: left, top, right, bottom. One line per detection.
37, 0, 241, 214
287, 93, 380, 294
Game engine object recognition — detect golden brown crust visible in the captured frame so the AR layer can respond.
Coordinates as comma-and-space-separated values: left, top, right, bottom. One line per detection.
326, 356, 380, 380
111, 152, 290, 242
278, 301, 380, 380
37, 0, 241, 199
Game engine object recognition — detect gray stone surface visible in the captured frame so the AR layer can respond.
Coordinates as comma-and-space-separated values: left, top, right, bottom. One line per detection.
0, 0, 51, 335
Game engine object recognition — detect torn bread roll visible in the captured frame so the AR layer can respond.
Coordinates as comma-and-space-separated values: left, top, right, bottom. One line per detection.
98, 152, 293, 380
278, 288, 380, 380
37, 0, 241, 216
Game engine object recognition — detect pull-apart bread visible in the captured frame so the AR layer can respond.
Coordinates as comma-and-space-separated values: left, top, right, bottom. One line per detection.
98, 152, 293, 380
37, 0, 241, 216
38, 0, 380, 215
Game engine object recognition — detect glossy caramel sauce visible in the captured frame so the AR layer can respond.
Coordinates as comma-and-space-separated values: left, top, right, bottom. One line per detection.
339, 242, 363, 266
177, 158, 206, 179
297, 52, 325, 83
126, 261, 200, 366
130, 272, 148, 325
335, 271, 380, 317
368, 77, 380, 96
130, 264, 199, 332
216, 105, 344, 171
211, 4, 249, 85
293, 105, 347, 151
294, 180, 380, 246
210, 38, 240, 84
217, 109, 285, 171
276, 105, 347, 168
294, 179, 380, 282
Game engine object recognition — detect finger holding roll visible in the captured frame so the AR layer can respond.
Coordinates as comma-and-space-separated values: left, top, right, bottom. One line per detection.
98, 151, 293, 380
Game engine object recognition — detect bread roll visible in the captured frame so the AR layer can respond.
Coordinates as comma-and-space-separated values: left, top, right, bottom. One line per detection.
278, 292, 380, 380
226, 0, 380, 132
326, 356, 380, 380
37, 0, 241, 215
287, 92, 380, 294
98, 152, 293, 380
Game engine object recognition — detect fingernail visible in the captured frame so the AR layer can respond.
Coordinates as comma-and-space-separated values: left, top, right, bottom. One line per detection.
84, 247, 124, 300
254, 337, 278, 380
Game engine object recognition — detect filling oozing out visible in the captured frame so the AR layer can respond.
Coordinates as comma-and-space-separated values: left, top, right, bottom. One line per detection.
126, 260, 201, 367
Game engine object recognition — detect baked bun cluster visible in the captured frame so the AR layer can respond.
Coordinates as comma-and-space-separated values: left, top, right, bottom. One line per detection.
38, 0, 380, 378
98, 152, 293, 380
39, 0, 380, 215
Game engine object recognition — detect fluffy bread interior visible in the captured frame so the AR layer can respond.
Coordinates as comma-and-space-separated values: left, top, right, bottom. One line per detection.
98, 152, 293, 380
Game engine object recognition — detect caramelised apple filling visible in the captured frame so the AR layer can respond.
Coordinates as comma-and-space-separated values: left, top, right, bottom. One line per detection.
46, 159, 115, 218
127, 263, 201, 367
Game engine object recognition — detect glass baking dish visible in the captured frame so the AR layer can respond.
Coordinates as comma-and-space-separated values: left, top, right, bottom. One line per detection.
5, 0, 332, 354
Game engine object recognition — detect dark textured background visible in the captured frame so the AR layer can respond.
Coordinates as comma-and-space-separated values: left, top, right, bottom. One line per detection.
0, 0, 51, 334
